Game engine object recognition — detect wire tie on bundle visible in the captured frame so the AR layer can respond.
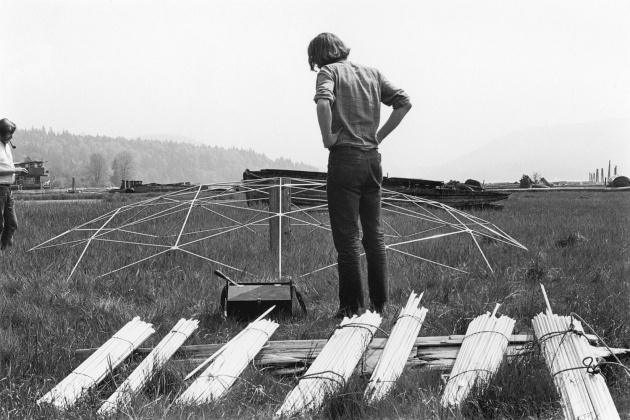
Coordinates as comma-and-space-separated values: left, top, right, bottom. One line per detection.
567, 320, 584, 337
396, 314, 425, 324
461, 329, 510, 343
548, 331, 573, 369
374, 326, 390, 338
214, 373, 237, 391
535, 330, 570, 345
246, 327, 272, 340
111, 336, 137, 353
71, 371, 99, 385
519, 340, 539, 354
536, 326, 583, 360
298, 370, 347, 389
551, 364, 596, 378
570, 311, 630, 379
582, 356, 601, 375
538, 324, 589, 370
197, 373, 234, 391
333, 323, 376, 343
444, 368, 494, 384
593, 361, 630, 375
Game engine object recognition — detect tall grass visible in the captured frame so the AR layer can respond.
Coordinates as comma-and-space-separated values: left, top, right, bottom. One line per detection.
0, 191, 628, 419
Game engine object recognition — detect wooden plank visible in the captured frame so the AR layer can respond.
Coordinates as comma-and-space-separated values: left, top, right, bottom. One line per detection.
75, 333, 627, 376
76, 334, 601, 360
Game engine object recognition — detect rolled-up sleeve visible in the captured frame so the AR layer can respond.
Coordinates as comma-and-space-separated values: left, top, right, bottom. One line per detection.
314, 67, 336, 104
379, 72, 411, 110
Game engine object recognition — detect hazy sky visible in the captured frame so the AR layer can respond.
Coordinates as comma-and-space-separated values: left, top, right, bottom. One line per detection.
2, 0, 628, 176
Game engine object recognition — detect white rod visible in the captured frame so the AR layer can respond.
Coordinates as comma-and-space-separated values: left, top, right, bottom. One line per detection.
183, 305, 276, 381
540, 284, 553, 315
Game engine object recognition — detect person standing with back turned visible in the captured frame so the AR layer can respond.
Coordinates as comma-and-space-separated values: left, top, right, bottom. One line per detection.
308, 33, 412, 318
0, 118, 27, 251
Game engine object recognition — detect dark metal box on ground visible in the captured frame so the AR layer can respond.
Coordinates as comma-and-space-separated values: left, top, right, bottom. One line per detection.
222, 282, 294, 321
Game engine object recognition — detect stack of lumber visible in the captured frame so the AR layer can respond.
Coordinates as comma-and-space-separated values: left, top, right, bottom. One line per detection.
38, 317, 154, 410
176, 317, 279, 405
533, 310, 620, 419
364, 292, 428, 403
275, 311, 382, 418
98, 318, 199, 415
75, 334, 627, 375
440, 309, 515, 408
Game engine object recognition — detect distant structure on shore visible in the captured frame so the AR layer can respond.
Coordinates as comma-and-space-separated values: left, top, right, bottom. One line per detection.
588, 160, 628, 187
13, 159, 49, 189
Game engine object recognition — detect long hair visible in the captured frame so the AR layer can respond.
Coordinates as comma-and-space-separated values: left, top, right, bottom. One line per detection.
308, 33, 351, 71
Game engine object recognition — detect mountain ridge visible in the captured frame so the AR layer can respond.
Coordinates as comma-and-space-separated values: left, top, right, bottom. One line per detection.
13, 128, 317, 189
414, 119, 630, 182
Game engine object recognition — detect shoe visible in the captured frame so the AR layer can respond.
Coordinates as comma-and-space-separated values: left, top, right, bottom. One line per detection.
369, 301, 386, 315
334, 306, 360, 319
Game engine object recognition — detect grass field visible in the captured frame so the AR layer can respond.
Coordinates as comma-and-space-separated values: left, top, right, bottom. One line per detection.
0, 190, 629, 419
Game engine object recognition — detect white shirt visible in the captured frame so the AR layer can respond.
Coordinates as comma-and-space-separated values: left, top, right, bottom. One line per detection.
0, 142, 15, 184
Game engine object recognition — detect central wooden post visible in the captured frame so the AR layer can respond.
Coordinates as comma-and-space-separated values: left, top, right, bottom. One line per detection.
269, 178, 291, 253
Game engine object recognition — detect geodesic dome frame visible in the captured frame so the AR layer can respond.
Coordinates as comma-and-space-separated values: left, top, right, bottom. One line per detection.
30, 177, 527, 281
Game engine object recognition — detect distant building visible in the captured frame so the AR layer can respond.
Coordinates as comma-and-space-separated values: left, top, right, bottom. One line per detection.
14, 160, 49, 189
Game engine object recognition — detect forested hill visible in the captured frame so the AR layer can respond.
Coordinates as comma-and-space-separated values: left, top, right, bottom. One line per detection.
12, 127, 318, 188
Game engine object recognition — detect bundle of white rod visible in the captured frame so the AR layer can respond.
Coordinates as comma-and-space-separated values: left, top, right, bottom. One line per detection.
175, 318, 279, 405
275, 311, 382, 418
37, 316, 154, 410
532, 311, 620, 420
440, 309, 515, 408
364, 292, 428, 404
98, 318, 199, 415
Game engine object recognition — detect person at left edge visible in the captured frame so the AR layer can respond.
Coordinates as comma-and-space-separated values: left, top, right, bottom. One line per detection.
0, 118, 27, 251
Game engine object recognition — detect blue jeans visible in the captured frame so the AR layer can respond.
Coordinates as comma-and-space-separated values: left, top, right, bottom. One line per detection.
327, 147, 388, 311
0, 185, 18, 247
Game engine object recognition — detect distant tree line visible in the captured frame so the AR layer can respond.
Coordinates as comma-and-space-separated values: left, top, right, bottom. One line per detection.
13, 127, 318, 188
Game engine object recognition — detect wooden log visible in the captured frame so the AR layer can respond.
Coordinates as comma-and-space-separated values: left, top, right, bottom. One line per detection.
163, 344, 626, 376
76, 334, 624, 376
268, 178, 291, 253
76, 334, 605, 359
